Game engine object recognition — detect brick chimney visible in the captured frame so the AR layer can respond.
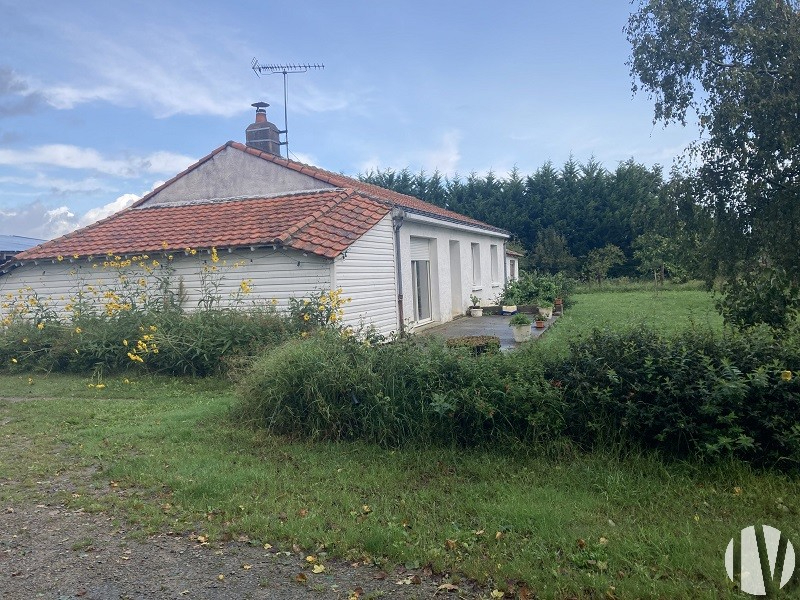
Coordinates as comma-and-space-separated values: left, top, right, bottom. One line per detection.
246, 102, 282, 156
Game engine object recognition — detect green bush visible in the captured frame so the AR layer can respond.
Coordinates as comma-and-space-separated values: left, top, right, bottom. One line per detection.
236, 332, 565, 448
0, 307, 296, 377
550, 325, 800, 466
716, 266, 800, 329
500, 271, 575, 307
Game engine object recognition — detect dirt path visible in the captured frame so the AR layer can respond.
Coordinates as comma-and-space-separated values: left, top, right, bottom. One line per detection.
1, 501, 473, 599
0, 395, 481, 600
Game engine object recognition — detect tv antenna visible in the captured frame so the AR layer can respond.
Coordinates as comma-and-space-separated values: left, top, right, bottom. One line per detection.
251, 59, 324, 157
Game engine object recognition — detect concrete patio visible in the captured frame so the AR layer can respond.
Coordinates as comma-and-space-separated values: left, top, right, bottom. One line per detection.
417, 314, 556, 351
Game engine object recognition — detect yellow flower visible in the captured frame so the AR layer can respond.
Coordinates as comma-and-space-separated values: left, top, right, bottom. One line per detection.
37, 323, 44, 330
11, 358, 17, 363
95, 383, 106, 390
781, 370, 793, 381
57, 255, 64, 262
27, 377, 33, 385
211, 247, 219, 263
22, 338, 28, 343
122, 339, 129, 346
161, 241, 168, 249
72, 254, 79, 259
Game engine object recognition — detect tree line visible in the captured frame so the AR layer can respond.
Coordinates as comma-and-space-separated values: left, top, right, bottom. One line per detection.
360, 158, 704, 283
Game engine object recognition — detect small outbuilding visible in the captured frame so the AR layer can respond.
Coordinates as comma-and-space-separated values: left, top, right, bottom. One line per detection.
0, 105, 510, 336
0, 235, 45, 264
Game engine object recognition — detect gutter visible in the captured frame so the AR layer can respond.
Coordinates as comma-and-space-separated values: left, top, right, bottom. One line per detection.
391, 207, 406, 336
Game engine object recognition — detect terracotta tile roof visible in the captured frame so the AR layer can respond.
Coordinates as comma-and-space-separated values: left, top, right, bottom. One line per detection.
227, 142, 508, 234
14, 190, 389, 261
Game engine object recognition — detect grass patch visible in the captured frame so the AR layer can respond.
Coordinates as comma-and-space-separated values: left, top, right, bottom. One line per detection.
1, 373, 798, 599
537, 288, 723, 356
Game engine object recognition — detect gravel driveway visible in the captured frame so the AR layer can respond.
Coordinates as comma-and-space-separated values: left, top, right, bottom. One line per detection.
1, 501, 471, 600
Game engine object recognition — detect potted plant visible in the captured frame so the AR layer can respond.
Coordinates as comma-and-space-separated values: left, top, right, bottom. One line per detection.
509, 312, 532, 342
538, 303, 553, 319
469, 294, 483, 317
534, 316, 546, 329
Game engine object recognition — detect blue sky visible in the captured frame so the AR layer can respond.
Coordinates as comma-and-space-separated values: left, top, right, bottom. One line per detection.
0, 1, 698, 240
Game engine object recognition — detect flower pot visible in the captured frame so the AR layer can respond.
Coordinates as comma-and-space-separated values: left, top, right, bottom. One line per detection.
502, 305, 517, 314
554, 297, 563, 306
538, 307, 553, 319
511, 324, 531, 342
470, 307, 484, 317
534, 320, 546, 329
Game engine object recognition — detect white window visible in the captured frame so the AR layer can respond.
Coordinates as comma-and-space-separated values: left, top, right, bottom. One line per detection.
411, 260, 432, 322
410, 237, 432, 323
509, 259, 517, 280
471, 243, 481, 289
490, 245, 499, 285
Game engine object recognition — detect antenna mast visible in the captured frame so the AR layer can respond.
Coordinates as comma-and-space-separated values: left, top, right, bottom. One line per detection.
251, 59, 324, 157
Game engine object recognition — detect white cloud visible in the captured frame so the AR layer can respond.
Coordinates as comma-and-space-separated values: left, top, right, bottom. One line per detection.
0, 188, 148, 240
288, 151, 319, 167
0, 202, 76, 240
78, 193, 139, 227
0, 145, 195, 177
355, 130, 463, 177
420, 130, 461, 174
0, 173, 111, 195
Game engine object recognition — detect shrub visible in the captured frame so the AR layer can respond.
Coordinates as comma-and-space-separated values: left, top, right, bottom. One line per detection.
236, 332, 565, 448
500, 272, 575, 307
0, 305, 297, 377
549, 325, 800, 466
716, 266, 800, 329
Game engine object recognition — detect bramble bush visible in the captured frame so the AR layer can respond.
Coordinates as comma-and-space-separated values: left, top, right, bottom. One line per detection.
549, 324, 800, 467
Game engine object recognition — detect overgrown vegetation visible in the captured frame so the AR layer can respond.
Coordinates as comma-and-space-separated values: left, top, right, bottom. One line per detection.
498, 271, 575, 307
236, 322, 799, 467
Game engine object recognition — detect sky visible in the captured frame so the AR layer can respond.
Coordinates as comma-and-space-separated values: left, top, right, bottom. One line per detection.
0, 0, 699, 241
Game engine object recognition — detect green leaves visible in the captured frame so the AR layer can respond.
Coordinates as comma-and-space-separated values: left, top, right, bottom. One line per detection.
627, 0, 800, 279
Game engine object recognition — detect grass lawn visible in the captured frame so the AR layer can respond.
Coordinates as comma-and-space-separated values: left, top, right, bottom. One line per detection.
538, 288, 723, 356
1, 373, 798, 599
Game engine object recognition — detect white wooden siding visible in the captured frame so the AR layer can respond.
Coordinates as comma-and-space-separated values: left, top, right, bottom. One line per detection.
0, 248, 331, 319
333, 214, 398, 336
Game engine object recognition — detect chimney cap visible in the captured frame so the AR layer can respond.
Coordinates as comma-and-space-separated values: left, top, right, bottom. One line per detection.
251, 101, 270, 110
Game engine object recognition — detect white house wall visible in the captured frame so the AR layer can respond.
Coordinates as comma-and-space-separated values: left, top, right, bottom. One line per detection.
399, 218, 507, 330
333, 214, 398, 337
0, 248, 332, 319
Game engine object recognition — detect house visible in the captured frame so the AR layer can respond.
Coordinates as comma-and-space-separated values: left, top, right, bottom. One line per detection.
0, 105, 510, 336
0, 235, 45, 264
